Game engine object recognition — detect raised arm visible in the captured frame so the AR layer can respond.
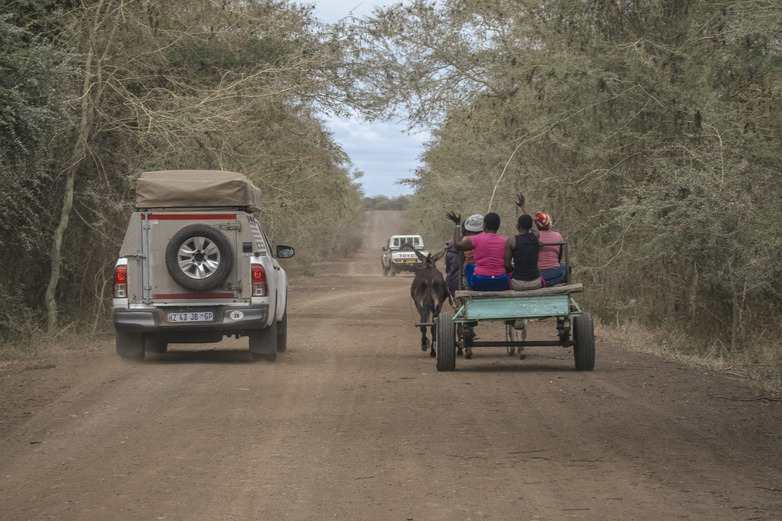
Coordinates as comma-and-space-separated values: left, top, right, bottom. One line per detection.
447, 211, 475, 251
446, 211, 461, 244
515, 191, 539, 238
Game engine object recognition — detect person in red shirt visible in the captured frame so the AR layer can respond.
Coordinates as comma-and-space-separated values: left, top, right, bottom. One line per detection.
534, 212, 567, 286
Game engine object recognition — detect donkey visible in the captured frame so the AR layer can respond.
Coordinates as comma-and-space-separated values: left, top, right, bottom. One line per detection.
409, 247, 449, 357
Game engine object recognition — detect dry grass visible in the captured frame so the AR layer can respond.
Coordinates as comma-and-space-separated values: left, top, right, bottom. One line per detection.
596, 319, 782, 399
0, 325, 112, 361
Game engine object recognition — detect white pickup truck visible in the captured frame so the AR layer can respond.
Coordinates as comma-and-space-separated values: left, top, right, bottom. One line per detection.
381, 235, 427, 276
112, 170, 294, 361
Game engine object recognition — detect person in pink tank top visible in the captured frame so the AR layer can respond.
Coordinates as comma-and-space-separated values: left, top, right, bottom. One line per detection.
447, 211, 508, 291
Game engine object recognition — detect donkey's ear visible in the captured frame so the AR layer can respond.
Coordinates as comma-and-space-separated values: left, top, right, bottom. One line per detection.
430, 248, 446, 264
412, 247, 426, 262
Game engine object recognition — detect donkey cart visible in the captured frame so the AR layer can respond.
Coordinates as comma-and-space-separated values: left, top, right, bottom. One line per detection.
434, 283, 594, 372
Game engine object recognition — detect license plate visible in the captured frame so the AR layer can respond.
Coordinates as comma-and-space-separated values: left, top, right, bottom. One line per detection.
405, 259, 418, 263
167, 311, 214, 323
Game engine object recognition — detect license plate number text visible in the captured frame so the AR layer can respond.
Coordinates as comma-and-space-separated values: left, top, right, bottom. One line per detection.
168, 312, 214, 323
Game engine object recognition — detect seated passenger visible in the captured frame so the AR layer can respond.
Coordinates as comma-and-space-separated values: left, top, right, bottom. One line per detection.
445, 213, 484, 294
461, 213, 484, 278
444, 238, 460, 298
534, 212, 567, 286
505, 213, 543, 291
448, 211, 508, 291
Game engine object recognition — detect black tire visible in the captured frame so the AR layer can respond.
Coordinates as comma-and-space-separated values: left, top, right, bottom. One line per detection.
573, 312, 595, 371
276, 309, 287, 352
382, 265, 389, 276
145, 336, 168, 354
116, 332, 145, 360
390, 267, 397, 277
249, 321, 278, 361
436, 313, 456, 371
165, 224, 233, 291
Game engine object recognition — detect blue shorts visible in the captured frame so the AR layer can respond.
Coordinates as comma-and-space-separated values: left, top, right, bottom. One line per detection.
465, 263, 509, 291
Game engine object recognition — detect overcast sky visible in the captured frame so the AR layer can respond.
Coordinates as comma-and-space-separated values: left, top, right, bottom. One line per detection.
311, 0, 425, 198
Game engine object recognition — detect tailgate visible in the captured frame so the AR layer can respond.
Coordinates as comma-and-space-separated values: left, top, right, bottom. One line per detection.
142, 212, 247, 304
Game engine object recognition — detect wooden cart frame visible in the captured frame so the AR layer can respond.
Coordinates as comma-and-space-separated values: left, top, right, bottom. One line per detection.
435, 283, 595, 371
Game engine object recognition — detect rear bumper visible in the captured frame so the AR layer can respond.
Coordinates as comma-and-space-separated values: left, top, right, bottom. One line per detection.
392, 262, 422, 272
114, 304, 270, 336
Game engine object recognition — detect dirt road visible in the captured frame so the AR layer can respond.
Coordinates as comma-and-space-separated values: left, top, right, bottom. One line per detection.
1, 210, 780, 520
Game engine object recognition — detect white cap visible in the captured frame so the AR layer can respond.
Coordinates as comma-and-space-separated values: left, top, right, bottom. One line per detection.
464, 214, 484, 232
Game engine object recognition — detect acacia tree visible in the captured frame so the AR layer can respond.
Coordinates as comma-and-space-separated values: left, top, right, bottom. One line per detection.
43, 0, 124, 333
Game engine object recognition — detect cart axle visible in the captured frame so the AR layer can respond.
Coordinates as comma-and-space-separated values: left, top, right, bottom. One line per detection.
465, 340, 574, 348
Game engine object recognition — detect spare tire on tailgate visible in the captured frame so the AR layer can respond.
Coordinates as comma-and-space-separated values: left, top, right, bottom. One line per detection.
165, 224, 233, 291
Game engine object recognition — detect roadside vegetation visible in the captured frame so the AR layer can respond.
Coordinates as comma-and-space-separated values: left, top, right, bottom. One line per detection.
364, 195, 411, 210
1, 0, 780, 390
0, 0, 365, 345
341, 0, 781, 390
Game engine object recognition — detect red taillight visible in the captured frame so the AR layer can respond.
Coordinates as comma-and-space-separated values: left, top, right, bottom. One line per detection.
251, 265, 267, 296
113, 265, 127, 298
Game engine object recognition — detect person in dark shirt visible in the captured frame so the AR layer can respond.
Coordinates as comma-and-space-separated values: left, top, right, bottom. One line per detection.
504, 194, 543, 291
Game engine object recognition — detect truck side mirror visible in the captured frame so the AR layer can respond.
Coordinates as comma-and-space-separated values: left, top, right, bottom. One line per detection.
276, 245, 295, 259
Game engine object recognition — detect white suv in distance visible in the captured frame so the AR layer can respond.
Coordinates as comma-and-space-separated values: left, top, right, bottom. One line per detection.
381, 235, 427, 276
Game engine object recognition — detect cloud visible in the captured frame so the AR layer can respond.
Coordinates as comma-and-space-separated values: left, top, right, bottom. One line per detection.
315, 1, 425, 198
326, 117, 428, 197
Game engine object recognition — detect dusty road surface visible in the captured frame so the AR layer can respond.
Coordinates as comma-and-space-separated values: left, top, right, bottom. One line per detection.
1, 210, 781, 521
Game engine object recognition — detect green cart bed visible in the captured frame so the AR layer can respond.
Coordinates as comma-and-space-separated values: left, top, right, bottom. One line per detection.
435, 283, 595, 372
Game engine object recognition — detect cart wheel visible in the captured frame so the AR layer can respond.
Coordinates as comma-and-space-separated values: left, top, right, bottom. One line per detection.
456, 324, 464, 356
436, 313, 456, 371
573, 312, 595, 371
